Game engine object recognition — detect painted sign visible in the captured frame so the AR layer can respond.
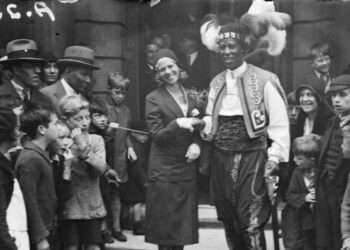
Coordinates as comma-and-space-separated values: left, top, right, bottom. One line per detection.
2, 0, 79, 22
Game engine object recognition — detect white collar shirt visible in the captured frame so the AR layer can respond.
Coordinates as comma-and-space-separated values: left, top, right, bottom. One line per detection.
219, 62, 247, 116
188, 51, 198, 66
11, 80, 26, 100
61, 78, 77, 96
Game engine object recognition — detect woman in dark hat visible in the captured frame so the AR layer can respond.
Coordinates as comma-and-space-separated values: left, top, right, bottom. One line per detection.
145, 48, 203, 250
294, 85, 334, 138
282, 85, 334, 249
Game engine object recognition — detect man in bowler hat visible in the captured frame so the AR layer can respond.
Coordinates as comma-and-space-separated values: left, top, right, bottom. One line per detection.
41, 45, 99, 111
0, 39, 53, 111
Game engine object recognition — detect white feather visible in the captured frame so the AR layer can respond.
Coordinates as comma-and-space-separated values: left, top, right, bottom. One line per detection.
200, 20, 221, 52
248, 0, 275, 14
260, 26, 287, 56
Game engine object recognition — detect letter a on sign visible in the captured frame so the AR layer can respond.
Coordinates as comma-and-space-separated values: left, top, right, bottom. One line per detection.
150, 0, 161, 7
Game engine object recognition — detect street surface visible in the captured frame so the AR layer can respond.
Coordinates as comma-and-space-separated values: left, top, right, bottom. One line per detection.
106, 205, 285, 250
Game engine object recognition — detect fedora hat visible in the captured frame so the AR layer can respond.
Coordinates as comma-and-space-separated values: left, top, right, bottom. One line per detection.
58, 46, 99, 69
0, 39, 45, 64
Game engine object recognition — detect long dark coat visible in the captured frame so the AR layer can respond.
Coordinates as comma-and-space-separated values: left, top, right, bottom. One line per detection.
0, 77, 53, 110
0, 153, 17, 250
315, 116, 348, 250
16, 142, 57, 245
145, 86, 199, 245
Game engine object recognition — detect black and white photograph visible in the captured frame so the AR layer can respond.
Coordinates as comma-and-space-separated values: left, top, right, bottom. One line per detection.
1, 0, 350, 249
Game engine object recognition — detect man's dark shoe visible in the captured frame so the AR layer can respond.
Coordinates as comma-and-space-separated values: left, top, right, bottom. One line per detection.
112, 231, 127, 242
133, 221, 145, 235
102, 230, 114, 244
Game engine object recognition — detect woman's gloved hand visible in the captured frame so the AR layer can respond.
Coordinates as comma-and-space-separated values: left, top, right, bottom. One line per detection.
185, 143, 200, 163
200, 116, 213, 141
176, 117, 202, 132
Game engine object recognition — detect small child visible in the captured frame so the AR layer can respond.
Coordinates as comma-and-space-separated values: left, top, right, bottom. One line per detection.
89, 99, 119, 244
123, 120, 150, 235
58, 94, 107, 250
16, 107, 61, 250
283, 134, 321, 250
49, 121, 74, 213
96, 72, 137, 242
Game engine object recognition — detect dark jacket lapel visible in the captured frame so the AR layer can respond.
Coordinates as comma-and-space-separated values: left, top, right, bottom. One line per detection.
0, 153, 14, 177
54, 80, 67, 100
158, 86, 185, 118
24, 142, 51, 164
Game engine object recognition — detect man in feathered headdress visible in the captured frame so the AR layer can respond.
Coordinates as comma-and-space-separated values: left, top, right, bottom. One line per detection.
200, 1, 291, 249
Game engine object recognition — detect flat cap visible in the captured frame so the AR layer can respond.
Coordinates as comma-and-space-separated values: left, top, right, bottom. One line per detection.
327, 74, 350, 93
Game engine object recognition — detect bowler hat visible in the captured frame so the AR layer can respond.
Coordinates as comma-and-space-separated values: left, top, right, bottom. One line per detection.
0, 39, 45, 64
327, 74, 350, 93
58, 46, 99, 70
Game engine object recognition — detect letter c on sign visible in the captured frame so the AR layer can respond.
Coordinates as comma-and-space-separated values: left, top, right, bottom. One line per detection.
7, 4, 21, 19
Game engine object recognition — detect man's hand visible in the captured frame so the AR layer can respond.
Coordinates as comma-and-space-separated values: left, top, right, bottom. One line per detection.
104, 169, 120, 186
200, 116, 213, 141
36, 238, 49, 250
176, 117, 202, 132
185, 143, 200, 163
264, 160, 279, 178
305, 191, 316, 203
127, 147, 138, 162
342, 238, 350, 250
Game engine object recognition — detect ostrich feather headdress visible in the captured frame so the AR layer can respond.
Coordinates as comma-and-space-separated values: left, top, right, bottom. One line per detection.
200, 0, 292, 56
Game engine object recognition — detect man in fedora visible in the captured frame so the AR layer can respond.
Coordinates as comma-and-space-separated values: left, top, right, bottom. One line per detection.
0, 39, 53, 111
41, 45, 99, 110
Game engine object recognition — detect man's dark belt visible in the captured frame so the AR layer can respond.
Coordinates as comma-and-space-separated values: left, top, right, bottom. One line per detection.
213, 116, 266, 152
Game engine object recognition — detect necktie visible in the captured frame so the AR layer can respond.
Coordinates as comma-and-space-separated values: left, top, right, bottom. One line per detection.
22, 89, 30, 105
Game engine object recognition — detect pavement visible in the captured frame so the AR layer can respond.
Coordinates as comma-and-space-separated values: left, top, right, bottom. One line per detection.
105, 205, 285, 250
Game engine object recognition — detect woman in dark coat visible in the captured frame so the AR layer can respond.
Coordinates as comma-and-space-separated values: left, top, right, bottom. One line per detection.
282, 85, 335, 249
145, 49, 203, 250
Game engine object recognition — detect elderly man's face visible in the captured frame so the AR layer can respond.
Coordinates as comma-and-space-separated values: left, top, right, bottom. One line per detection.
12, 62, 42, 88
331, 88, 350, 116
218, 38, 245, 70
65, 66, 92, 95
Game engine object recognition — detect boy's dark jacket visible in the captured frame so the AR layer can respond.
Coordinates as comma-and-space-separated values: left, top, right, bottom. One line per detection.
286, 167, 314, 231
315, 116, 348, 249
0, 153, 17, 250
16, 142, 57, 244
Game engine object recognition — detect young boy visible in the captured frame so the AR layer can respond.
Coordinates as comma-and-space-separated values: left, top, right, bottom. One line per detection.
317, 74, 350, 250
303, 42, 332, 94
329, 75, 350, 250
283, 134, 321, 250
16, 108, 60, 250
0, 107, 21, 250
89, 99, 118, 244
97, 72, 137, 242
123, 120, 149, 235
58, 94, 107, 250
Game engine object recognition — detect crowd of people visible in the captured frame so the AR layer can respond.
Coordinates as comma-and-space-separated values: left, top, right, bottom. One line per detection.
2, 11, 350, 250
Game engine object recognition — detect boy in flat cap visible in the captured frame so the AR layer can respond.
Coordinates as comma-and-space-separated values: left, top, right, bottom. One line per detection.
314, 74, 350, 250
